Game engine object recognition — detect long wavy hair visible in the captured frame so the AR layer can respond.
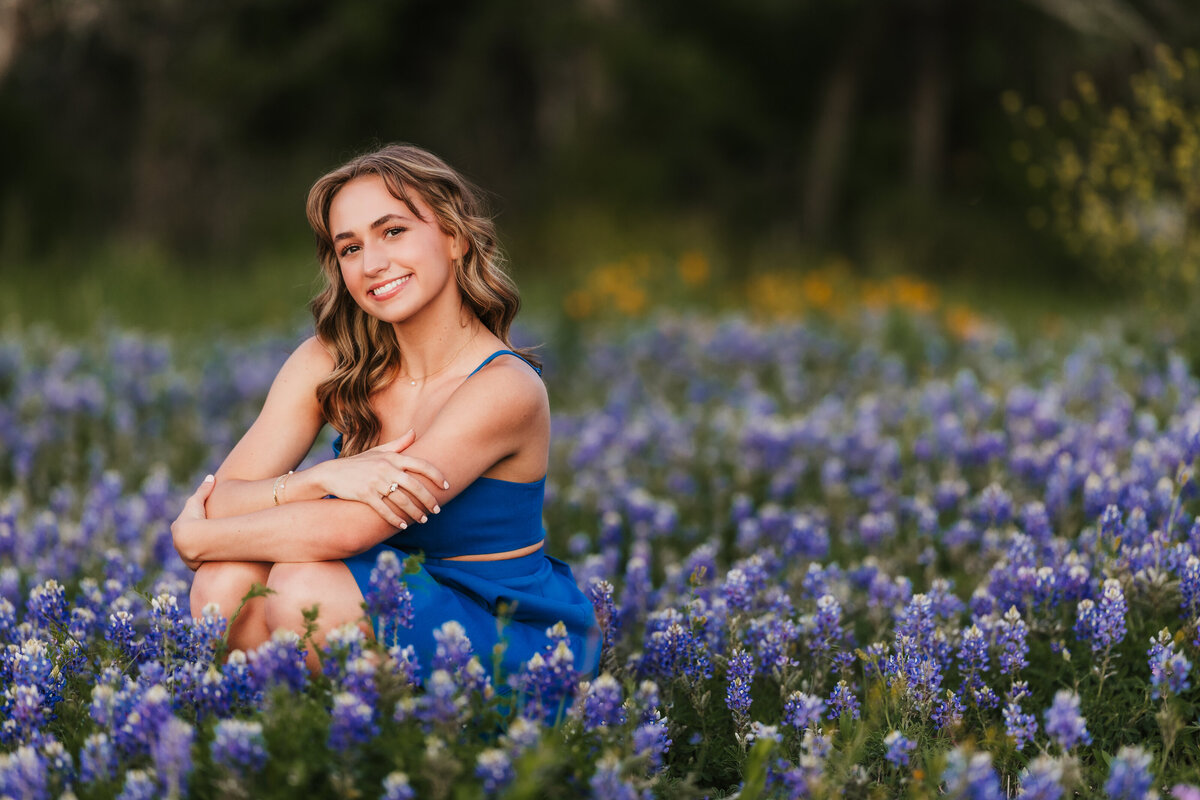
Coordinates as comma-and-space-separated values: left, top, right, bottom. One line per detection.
305, 143, 535, 456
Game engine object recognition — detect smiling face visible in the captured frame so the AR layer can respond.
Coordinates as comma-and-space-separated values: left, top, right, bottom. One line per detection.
328, 174, 463, 325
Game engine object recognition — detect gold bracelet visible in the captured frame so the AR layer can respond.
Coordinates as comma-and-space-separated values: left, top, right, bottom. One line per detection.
272, 470, 294, 506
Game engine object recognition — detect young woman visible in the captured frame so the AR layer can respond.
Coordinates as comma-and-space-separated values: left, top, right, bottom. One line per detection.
171, 144, 600, 684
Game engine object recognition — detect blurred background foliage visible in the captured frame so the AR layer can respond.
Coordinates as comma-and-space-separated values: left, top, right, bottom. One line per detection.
2, 0, 1199, 333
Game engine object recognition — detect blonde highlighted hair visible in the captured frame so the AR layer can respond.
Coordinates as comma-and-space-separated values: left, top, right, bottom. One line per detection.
306, 143, 535, 456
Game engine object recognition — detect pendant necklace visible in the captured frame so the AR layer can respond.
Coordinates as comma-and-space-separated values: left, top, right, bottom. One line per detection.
401, 327, 479, 386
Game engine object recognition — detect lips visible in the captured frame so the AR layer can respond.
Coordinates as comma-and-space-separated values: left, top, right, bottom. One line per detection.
369, 275, 411, 299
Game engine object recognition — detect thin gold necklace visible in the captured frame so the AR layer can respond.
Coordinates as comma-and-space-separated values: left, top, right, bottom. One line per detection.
400, 327, 480, 386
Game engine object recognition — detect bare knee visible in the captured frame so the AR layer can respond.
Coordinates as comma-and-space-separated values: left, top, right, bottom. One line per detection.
190, 561, 270, 620
264, 561, 363, 635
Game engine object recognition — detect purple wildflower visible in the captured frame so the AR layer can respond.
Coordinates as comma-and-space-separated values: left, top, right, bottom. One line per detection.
726, 647, 754, 721
475, 748, 514, 795
1019, 756, 1064, 800
329, 691, 378, 752
365, 549, 414, 643
1105, 746, 1155, 800
211, 719, 268, 776
1043, 690, 1091, 751
1074, 579, 1127, 653
883, 730, 916, 767
1148, 628, 1193, 700
783, 691, 825, 731
633, 716, 672, 773
382, 772, 416, 800
827, 680, 860, 720
581, 674, 626, 730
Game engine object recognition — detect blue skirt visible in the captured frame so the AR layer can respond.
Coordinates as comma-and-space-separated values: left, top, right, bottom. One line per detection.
343, 544, 601, 691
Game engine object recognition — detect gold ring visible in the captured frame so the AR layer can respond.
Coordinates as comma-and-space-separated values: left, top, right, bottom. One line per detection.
383, 481, 399, 498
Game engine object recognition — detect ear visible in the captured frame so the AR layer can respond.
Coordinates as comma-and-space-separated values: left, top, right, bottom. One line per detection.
450, 234, 471, 261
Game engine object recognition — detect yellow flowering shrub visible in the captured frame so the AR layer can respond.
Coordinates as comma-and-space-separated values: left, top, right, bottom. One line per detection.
1006, 45, 1200, 302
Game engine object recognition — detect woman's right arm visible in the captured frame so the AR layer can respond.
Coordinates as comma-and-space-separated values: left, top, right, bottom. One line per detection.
204, 336, 446, 528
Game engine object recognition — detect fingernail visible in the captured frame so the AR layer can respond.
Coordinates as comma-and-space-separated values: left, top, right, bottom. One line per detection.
443, 481, 450, 490
204, 474, 215, 483
419, 515, 428, 524
433, 505, 441, 514
399, 522, 407, 530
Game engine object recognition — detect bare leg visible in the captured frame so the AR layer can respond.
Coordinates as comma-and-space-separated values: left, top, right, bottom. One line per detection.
264, 561, 372, 673
190, 561, 273, 654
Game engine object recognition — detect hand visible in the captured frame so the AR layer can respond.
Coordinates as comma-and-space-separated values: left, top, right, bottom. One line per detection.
172, 474, 215, 571
318, 429, 450, 531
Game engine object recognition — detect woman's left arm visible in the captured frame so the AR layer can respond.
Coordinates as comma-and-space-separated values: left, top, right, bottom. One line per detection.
173, 357, 548, 565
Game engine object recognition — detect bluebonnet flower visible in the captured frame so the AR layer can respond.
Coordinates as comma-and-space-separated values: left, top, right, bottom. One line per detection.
632, 716, 672, 773
957, 624, 989, 700
148, 592, 190, 659
633, 680, 662, 724
432, 620, 475, 674
783, 691, 825, 731
722, 567, 755, 612
1018, 755, 1064, 800
117, 769, 158, 800
151, 716, 194, 799
80, 732, 118, 784
746, 612, 799, 675
587, 579, 618, 656
502, 716, 543, 755
1003, 699, 1038, 751
387, 644, 421, 688
1105, 746, 1155, 800
640, 614, 712, 684
329, 691, 378, 752
1044, 690, 1091, 751
25, 579, 66, 631
827, 680, 860, 720
406, 669, 460, 728
221, 649, 258, 709
0, 744, 47, 800
185, 603, 227, 663
810, 593, 844, 657
589, 754, 647, 800
1074, 579, 1127, 653
211, 719, 268, 776
381, 771, 416, 800
1148, 628, 1193, 700
365, 549, 414, 642
941, 747, 1004, 800
247, 629, 308, 694
996, 606, 1029, 676
725, 648, 754, 721
883, 730, 915, 767
513, 623, 577, 721
580, 674, 626, 730
475, 748, 514, 795
1, 684, 47, 745
931, 688, 966, 730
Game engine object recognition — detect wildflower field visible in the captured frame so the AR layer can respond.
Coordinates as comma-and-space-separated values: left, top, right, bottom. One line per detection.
4, 305, 1200, 799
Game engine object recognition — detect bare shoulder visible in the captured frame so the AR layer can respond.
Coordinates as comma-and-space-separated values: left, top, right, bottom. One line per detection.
292, 336, 337, 373
446, 353, 548, 425
271, 336, 336, 389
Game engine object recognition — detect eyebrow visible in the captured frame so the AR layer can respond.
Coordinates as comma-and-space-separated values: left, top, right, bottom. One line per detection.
333, 213, 409, 242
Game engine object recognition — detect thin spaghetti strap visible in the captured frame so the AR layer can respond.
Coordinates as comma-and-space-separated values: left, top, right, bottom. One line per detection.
467, 349, 542, 378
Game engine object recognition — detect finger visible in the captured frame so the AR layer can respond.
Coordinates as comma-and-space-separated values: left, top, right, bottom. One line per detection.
375, 429, 416, 453
371, 495, 409, 531
391, 472, 441, 516
185, 475, 216, 517
388, 455, 450, 491
384, 488, 429, 524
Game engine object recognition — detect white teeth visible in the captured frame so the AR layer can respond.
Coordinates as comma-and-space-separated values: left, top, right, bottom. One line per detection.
371, 275, 410, 296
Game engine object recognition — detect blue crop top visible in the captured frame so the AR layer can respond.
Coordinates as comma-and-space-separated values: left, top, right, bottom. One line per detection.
330, 350, 547, 559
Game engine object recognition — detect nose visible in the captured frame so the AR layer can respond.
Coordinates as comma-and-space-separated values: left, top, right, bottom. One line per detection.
362, 242, 389, 276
